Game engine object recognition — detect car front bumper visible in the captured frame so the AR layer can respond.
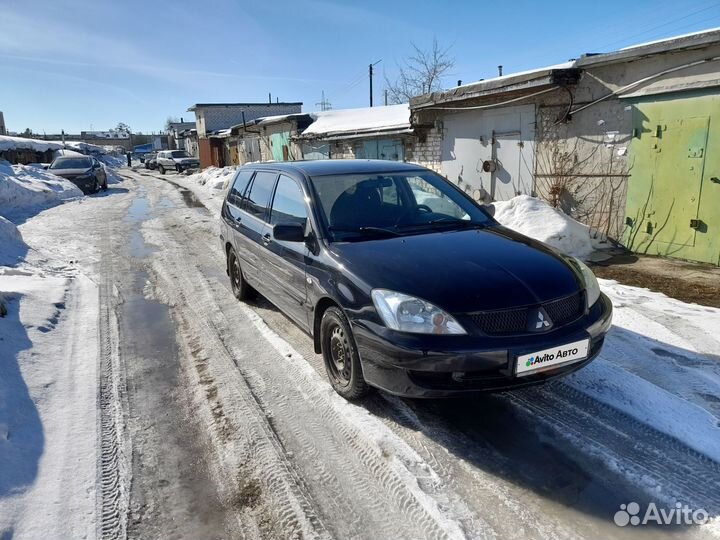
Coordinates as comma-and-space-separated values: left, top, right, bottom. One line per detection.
352, 293, 613, 398
177, 162, 199, 171
67, 175, 97, 191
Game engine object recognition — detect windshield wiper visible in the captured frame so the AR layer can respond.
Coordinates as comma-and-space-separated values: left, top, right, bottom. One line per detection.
328, 225, 402, 238
397, 218, 487, 230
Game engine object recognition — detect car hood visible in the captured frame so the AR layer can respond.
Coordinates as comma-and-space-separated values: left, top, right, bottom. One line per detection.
50, 167, 92, 178
328, 225, 582, 313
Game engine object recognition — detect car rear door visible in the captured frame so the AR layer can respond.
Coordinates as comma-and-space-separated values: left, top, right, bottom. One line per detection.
222, 168, 254, 266
237, 170, 278, 289
263, 174, 311, 329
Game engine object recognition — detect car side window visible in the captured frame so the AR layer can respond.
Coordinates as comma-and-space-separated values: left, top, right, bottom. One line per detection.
228, 170, 253, 207
243, 171, 277, 220
270, 175, 307, 227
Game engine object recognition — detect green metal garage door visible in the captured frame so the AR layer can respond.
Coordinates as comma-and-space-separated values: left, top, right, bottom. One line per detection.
625, 92, 720, 265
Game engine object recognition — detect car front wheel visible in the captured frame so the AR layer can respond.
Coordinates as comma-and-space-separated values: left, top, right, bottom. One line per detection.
320, 307, 369, 400
158, 164, 166, 174
175, 164, 182, 173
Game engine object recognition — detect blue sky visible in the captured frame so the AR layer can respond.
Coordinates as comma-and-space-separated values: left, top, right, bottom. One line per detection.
1, 0, 719, 134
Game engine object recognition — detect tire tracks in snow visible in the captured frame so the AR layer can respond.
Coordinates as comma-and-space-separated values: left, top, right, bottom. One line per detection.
96, 223, 130, 540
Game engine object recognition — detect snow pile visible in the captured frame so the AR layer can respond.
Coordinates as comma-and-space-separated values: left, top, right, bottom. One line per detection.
103, 165, 123, 185
0, 161, 82, 215
0, 135, 63, 153
0, 216, 28, 266
185, 166, 236, 192
97, 153, 126, 169
493, 195, 603, 259
302, 104, 410, 138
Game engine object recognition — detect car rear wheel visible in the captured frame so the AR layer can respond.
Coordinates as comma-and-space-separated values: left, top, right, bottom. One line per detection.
158, 164, 166, 175
228, 248, 255, 301
320, 307, 369, 400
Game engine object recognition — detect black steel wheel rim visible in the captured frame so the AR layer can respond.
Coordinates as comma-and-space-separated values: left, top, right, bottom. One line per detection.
327, 324, 352, 387
230, 254, 242, 293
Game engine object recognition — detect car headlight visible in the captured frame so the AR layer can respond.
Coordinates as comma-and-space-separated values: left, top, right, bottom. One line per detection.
571, 258, 601, 308
371, 289, 466, 335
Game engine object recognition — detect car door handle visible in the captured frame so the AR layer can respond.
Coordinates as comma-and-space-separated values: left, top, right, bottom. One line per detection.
235, 215, 242, 223
262, 233, 272, 246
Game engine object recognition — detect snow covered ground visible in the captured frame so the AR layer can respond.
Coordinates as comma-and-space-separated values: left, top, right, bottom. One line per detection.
0, 159, 126, 538
2, 163, 720, 539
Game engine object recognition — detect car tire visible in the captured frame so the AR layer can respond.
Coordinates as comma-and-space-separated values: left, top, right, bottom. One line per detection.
91, 179, 98, 193
320, 306, 370, 400
102, 178, 108, 191
175, 164, 182, 173
228, 247, 256, 301
158, 164, 166, 175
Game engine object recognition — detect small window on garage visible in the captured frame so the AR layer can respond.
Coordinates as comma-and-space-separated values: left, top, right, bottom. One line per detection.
228, 170, 253, 206
243, 171, 277, 220
270, 175, 307, 227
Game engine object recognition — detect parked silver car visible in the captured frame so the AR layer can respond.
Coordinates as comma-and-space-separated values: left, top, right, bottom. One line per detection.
155, 150, 199, 174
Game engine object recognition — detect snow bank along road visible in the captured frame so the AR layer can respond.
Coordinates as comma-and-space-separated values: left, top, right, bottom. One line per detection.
2, 167, 720, 540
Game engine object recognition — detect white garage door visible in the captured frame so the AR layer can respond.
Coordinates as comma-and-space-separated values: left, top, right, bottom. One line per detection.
440, 104, 535, 201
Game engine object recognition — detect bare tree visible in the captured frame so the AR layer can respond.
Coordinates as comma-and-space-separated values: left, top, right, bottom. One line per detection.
384, 38, 454, 104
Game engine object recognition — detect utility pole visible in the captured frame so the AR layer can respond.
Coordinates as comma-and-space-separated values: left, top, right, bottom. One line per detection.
369, 59, 382, 107
384, 89, 388, 106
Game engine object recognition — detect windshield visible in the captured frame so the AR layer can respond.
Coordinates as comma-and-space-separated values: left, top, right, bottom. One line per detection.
309, 170, 493, 241
170, 150, 191, 158
50, 157, 92, 169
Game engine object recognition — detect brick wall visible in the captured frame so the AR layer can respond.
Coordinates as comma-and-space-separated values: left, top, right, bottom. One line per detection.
405, 127, 443, 173
197, 104, 302, 135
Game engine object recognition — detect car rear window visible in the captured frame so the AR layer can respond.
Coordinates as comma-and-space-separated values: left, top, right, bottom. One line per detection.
228, 170, 253, 207
243, 171, 277, 220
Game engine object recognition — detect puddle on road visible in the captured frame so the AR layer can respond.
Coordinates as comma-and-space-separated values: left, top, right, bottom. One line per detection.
126, 195, 151, 222
121, 188, 232, 537
178, 188, 205, 209
129, 229, 156, 259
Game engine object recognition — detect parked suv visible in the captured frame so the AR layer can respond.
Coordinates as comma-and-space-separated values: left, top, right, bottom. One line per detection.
219, 160, 612, 400
155, 150, 199, 174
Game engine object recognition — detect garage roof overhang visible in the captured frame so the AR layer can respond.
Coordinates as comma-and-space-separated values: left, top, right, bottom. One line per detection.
410, 67, 581, 111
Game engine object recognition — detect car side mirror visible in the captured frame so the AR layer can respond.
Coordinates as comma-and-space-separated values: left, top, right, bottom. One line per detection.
42, 164, 49, 170
483, 203, 495, 217
273, 222, 305, 242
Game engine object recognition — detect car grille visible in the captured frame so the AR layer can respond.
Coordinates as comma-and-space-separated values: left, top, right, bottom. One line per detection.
467, 291, 585, 335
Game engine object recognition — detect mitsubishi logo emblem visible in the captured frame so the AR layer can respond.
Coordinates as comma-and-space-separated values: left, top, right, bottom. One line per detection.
528, 308, 553, 332
536, 311, 550, 329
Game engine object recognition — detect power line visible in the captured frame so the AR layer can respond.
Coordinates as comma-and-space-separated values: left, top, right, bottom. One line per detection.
598, 1, 720, 50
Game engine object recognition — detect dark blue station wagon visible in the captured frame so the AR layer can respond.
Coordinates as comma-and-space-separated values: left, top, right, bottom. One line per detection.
219, 160, 612, 399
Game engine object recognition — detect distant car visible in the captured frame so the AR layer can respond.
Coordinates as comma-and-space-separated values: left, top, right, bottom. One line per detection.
144, 152, 158, 170
155, 150, 199, 174
48, 156, 107, 194
220, 160, 612, 399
